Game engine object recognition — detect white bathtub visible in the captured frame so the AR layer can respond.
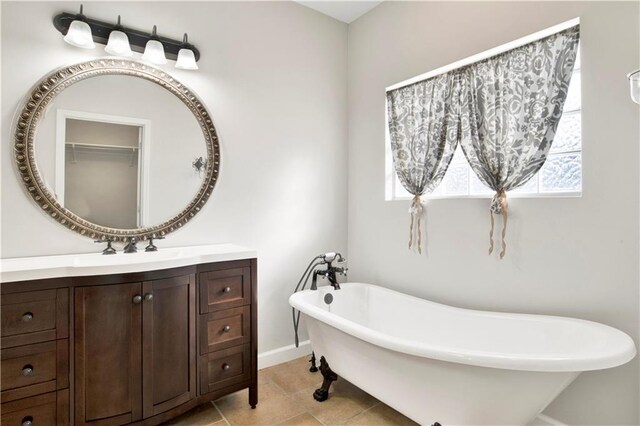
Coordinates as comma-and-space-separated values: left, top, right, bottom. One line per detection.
289, 283, 636, 425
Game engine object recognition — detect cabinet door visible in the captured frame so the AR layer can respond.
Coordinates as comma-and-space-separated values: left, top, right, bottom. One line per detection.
142, 274, 196, 418
74, 283, 142, 425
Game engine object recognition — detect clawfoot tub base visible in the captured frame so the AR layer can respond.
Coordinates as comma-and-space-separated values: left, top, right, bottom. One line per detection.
309, 352, 318, 372
313, 356, 338, 402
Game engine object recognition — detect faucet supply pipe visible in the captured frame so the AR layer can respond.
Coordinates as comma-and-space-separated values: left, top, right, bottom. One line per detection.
291, 253, 347, 347
292, 258, 325, 347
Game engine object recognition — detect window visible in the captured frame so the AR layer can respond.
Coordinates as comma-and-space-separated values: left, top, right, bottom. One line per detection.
387, 47, 582, 200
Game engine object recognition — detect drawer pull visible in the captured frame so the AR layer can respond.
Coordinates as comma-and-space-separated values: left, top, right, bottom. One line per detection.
21, 365, 34, 376
144, 293, 153, 302
223, 325, 231, 333
22, 416, 33, 426
223, 286, 231, 293
22, 312, 34, 322
132, 295, 142, 304
222, 363, 231, 371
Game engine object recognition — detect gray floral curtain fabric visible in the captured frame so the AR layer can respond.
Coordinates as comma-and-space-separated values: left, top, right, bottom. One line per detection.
386, 73, 461, 253
386, 25, 579, 256
458, 26, 580, 258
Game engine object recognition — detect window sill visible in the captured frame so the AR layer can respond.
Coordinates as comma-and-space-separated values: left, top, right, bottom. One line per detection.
390, 191, 582, 201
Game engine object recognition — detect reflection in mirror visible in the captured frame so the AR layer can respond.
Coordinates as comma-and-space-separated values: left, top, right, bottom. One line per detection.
35, 74, 207, 230
63, 116, 143, 229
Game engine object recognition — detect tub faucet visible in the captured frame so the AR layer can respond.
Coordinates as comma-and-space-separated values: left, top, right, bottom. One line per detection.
311, 253, 347, 291
313, 267, 343, 290
292, 251, 346, 348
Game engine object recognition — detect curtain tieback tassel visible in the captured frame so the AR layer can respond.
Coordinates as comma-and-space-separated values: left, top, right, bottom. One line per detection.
408, 194, 424, 254
489, 189, 508, 259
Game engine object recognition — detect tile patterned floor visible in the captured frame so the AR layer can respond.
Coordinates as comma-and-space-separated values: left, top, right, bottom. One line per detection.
164, 356, 418, 425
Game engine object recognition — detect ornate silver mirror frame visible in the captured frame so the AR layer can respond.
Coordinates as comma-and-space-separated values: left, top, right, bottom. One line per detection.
14, 58, 220, 242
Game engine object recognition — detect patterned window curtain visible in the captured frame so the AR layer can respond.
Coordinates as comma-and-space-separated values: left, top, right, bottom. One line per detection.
386, 73, 461, 253
458, 26, 580, 258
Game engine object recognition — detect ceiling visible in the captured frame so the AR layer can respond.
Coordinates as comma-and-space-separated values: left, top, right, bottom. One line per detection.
294, 1, 383, 24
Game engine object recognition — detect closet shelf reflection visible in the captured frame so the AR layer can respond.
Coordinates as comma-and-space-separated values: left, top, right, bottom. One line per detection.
65, 142, 139, 165
65, 142, 139, 151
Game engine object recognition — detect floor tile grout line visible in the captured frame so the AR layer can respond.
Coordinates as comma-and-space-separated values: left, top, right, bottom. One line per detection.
339, 400, 382, 424
269, 358, 326, 425
212, 400, 231, 426
277, 411, 315, 425
267, 375, 291, 396
357, 401, 381, 416
307, 410, 328, 426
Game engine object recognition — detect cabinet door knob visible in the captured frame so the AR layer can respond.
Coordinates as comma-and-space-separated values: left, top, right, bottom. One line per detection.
21, 416, 33, 426
22, 312, 33, 322
223, 286, 231, 293
22, 365, 34, 376
132, 295, 142, 304
223, 325, 231, 333
144, 293, 153, 302
222, 363, 231, 371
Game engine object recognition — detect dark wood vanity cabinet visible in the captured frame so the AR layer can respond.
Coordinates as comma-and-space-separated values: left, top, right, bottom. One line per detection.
0, 258, 257, 425
74, 274, 196, 424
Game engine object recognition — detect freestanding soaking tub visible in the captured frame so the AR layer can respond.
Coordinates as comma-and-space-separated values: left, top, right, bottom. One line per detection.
289, 283, 636, 425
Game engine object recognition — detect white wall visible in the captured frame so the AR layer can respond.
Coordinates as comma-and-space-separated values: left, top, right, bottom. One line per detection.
347, 2, 639, 425
1, 1, 348, 354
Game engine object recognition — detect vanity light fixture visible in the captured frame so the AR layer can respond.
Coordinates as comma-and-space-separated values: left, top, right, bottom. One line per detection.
175, 34, 199, 70
62, 5, 95, 49
628, 69, 640, 104
53, 10, 201, 66
142, 26, 168, 65
104, 16, 133, 57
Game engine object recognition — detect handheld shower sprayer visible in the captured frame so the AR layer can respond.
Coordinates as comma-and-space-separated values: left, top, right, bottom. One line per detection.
322, 252, 337, 262
291, 251, 347, 347
318, 252, 346, 264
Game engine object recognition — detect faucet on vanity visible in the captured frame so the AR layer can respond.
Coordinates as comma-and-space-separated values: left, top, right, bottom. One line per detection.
95, 236, 166, 255
123, 237, 138, 253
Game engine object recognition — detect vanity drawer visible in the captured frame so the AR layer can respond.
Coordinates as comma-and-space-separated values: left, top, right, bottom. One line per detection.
1, 392, 58, 426
1, 340, 68, 403
1, 289, 68, 348
200, 306, 251, 354
2, 291, 57, 336
2, 341, 57, 391
199, 344, 250, 394
199, 268, 251, 313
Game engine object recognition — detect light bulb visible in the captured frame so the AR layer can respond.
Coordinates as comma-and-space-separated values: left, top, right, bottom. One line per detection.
176, 48, 198, 70
142, 26, 167, 65
105, 16, 132, 57
105, 30, 133, 56
142, 40, 167, 64
64, 20, 95, 49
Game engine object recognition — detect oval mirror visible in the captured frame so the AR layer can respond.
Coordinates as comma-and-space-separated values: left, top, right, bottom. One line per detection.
14, 59, 220, 241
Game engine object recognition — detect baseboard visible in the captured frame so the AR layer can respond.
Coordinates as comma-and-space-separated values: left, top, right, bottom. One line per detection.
529, 414, 568, 426
258, 340, 311, 369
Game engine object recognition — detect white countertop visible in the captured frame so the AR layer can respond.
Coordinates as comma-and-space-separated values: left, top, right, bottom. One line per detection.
0, 244, 257, 283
